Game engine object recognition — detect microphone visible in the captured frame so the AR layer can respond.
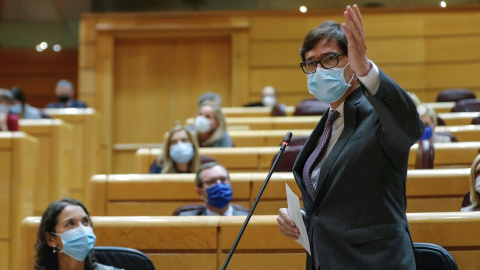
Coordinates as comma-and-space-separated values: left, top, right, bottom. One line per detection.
221, 132, 293, 270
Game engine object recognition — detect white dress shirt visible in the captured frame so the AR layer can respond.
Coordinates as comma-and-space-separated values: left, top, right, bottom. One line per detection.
310, 61, 380, 189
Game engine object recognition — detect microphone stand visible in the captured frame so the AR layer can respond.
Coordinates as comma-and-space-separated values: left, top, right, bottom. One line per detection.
221, 132, 292, 270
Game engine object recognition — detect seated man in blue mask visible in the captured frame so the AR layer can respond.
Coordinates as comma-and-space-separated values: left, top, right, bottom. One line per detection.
180, 162, 248, 216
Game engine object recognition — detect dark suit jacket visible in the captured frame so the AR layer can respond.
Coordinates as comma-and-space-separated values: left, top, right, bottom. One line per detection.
46, 100, 87, 108
293, 70, 423, 270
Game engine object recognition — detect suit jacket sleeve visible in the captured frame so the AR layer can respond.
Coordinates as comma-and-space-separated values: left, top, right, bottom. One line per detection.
365, 69, 424, 153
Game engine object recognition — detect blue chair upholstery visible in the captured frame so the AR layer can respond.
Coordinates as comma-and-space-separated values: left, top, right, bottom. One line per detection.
94, 246, 155, 270
414, 242, 458, 270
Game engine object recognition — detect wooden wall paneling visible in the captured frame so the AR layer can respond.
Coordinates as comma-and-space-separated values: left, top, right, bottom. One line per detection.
230, 20, 250, 107
425, 36, 480, 62
366, 38, 426, 64
96, 31, 115, 173
423, 12, 480, 36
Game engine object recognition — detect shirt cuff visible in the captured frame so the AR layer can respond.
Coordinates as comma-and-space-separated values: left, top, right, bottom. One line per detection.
357, 60, 380, 96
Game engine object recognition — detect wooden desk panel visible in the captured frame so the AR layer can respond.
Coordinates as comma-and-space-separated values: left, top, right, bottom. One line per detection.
19, 213, 480, 270
43, 108, 102, 204
91, 169, 470, 217
19, 119, 74, 215
0, 132, 37, 270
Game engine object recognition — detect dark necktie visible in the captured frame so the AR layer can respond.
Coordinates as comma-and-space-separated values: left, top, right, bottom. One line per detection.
301, 109, 340, 270
302, 109, 340, 199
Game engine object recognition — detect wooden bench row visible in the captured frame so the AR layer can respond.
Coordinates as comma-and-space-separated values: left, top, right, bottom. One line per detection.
135, 142, 480, 173
221, 102, 455, 118
18, 212, 480, 270
187, 112, 480, 130
90, 168, 470, 217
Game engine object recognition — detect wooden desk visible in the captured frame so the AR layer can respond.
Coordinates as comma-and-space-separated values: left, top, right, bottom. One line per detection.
438, 112, 480, 126
19, 212, 480, 270
186, 116, 320, 130
136, 142, 480, 173
0, 132, 37, 270
90, 168, 470, 217
222, 106, 295, 117
435, 125, 480, 142
89, 172, 300, 216
19, 119, 74, 215
43, 108, 102, 204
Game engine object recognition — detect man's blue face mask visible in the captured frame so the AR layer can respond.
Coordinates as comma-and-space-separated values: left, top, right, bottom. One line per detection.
307, 63, 354, 103
206, 182, 233, 209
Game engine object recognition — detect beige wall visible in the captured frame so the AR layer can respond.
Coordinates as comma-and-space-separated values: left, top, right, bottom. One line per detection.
79, 7, 480, 173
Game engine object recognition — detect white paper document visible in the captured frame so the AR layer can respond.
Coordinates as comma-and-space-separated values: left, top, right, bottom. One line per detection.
285, 183, 311, 255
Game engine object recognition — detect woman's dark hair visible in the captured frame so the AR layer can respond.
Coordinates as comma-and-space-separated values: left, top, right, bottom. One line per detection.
34, 198, 97, 270
10, 86, 26, 112
300, 20, 348, 61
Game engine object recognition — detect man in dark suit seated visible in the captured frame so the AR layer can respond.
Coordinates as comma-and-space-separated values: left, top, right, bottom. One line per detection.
179, 162, 248, 216
46, 79, 87, 108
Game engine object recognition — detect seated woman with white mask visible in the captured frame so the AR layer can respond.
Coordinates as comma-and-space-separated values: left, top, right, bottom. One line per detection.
193, 101, 233, 147
149, 125, 215, 173
34, 198, 122, 270
461, 153, 480, 212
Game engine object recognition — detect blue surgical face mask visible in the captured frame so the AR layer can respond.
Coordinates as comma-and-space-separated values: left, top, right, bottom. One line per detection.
52, 225, 96, 261
169, 142, 194, 164
205, 182, 233, 209
420, 125, 433, 141
10, 104, 21, 114
307, 63, 354, 103
194, 115, 212, 133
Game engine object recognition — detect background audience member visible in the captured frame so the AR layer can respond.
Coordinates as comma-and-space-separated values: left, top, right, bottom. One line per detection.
193, 101, 233, 147
0, 88, 19, 131
198, 92, 222, 107
408, 92, 421, 107
10, 86, 44, 119
244, 85, 278, 107
46, 79, 87, 108
180, 162, 248, 216
461, 154, 480, 212
34, 198, 121, 270
150, 125, 215, 173
417, 104, 452, 142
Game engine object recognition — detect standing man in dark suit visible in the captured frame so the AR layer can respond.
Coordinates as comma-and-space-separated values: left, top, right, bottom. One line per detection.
46, 79, 87, 108
179, 162, 249, 216
276, 5, 423, 270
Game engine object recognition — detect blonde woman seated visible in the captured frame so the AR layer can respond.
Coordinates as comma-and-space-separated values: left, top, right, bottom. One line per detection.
193, 100, 233, 147
150, 125, 214, 174
461, 153, 480, 211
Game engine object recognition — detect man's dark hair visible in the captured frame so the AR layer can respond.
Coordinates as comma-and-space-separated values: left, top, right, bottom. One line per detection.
195, 161, 230, 188
300, 21, 348, 61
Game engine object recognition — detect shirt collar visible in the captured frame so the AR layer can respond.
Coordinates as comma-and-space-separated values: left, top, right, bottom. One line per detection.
206, 204, 233, 216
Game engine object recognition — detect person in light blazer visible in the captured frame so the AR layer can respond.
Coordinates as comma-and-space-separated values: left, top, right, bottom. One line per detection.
276, 5, 423, 270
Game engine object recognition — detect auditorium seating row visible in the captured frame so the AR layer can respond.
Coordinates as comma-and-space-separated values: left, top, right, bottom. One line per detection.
221, 102, 456, 118
186, 112, 480, 130
18, 212, 480, 270
90, 168, 470, 217
135, 142, 480, 173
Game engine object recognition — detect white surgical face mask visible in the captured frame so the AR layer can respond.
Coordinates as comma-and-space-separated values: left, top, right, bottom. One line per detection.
307, 63, 354, 103
475, 176, 480, 193
194, 115, 212, 133
169, 142, 194, 164
262, 96, 276, 107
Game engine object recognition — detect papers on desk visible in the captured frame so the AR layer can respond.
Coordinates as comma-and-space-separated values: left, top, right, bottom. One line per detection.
285, 183, 311, 255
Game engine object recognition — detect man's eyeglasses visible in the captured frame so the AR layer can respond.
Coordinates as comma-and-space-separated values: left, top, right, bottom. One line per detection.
202, 177, 229, 188
300, 53, 345, 74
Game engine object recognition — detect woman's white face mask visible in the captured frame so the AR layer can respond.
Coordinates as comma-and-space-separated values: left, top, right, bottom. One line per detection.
475, 176, 480, 193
